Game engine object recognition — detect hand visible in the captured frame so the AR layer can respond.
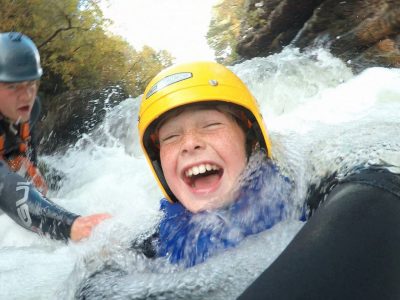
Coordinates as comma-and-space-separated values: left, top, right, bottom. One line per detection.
70, 213, 112, 241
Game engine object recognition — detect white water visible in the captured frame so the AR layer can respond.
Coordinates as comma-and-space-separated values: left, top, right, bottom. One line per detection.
0, 47, 399, 299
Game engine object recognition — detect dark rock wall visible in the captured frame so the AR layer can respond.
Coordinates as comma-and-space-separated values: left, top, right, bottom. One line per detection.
238, 0, 325, 55
36, 86, 128, 155
237, 0, 400, 71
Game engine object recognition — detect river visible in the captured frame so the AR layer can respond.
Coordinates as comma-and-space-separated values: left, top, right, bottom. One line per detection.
0, 47, 399, 299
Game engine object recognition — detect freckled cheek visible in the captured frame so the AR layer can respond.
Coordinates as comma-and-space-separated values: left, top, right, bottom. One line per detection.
160, 146, 179, 180
221, 132, 247, 168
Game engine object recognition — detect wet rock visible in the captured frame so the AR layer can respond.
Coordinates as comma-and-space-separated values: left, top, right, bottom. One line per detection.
238, 0, 324, 56
237, 0, 400, 71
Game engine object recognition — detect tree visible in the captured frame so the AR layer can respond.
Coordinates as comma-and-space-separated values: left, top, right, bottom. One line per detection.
0, 0, 173, 96
207, 0, 245, 65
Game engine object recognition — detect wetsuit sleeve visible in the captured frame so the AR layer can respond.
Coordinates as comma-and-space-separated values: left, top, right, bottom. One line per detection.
0, 160, 79, 240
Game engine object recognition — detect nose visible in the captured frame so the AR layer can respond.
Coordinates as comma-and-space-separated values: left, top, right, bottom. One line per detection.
180, 131, 205, 155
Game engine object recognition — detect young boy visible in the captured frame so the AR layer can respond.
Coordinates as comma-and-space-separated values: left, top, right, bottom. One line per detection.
138, 61, 292, 267
0, 32, 110, 241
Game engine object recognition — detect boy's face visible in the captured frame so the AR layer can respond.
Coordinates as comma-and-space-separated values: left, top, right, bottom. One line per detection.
0, 80, 38, 123
159, 107, 247, 213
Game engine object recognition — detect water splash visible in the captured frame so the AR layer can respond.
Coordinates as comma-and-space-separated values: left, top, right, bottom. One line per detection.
1, 47, 399, 299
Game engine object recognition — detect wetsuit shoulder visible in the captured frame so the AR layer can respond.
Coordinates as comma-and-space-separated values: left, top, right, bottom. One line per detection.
238, 165, 400, 300
341, 165, 400, 197
305, 165, 400, 215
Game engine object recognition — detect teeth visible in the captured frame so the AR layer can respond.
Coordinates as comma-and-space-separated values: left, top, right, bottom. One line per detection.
185, 164, 219, 177
193, 166, 199, 175
199, 165, 206, 173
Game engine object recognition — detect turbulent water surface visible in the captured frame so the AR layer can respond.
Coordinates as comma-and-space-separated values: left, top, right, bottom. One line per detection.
0, 48, 399, 299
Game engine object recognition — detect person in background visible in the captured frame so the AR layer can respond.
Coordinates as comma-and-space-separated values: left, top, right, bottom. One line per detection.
0, 32, 110, 241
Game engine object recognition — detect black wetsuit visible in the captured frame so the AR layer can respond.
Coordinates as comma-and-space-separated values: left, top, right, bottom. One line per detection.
238, 166, 400, 300
0, 98, 79, 240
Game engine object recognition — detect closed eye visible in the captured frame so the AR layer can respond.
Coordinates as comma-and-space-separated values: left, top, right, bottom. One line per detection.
160, 134, 180, 144
203, 122, 223, 128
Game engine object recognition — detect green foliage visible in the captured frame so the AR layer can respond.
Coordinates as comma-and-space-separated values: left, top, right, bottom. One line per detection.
206, 0, 245, 65
0, 0, 173, 97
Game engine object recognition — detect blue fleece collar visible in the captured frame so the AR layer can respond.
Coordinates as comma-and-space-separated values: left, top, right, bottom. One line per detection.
157, 159, 292, 267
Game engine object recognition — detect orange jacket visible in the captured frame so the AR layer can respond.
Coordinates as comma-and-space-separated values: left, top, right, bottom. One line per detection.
0, 121, 48, 195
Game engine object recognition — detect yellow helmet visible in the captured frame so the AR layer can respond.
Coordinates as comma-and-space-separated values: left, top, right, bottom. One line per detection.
138, 61, 271, 202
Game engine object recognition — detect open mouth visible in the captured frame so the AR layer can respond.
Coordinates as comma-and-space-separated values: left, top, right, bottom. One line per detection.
183, 163, 223, 189
18, 105, 30, 113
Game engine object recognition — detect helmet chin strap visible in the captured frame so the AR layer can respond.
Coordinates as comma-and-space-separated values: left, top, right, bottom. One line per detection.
11, 116, 24, 135
8, 121, 18, 135
14, 116, 22, 125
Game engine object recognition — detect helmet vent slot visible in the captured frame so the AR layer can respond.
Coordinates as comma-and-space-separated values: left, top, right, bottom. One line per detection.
146, 72, 192, 99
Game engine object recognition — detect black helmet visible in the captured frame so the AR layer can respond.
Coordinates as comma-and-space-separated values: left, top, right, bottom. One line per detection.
0, 32, 43, 82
